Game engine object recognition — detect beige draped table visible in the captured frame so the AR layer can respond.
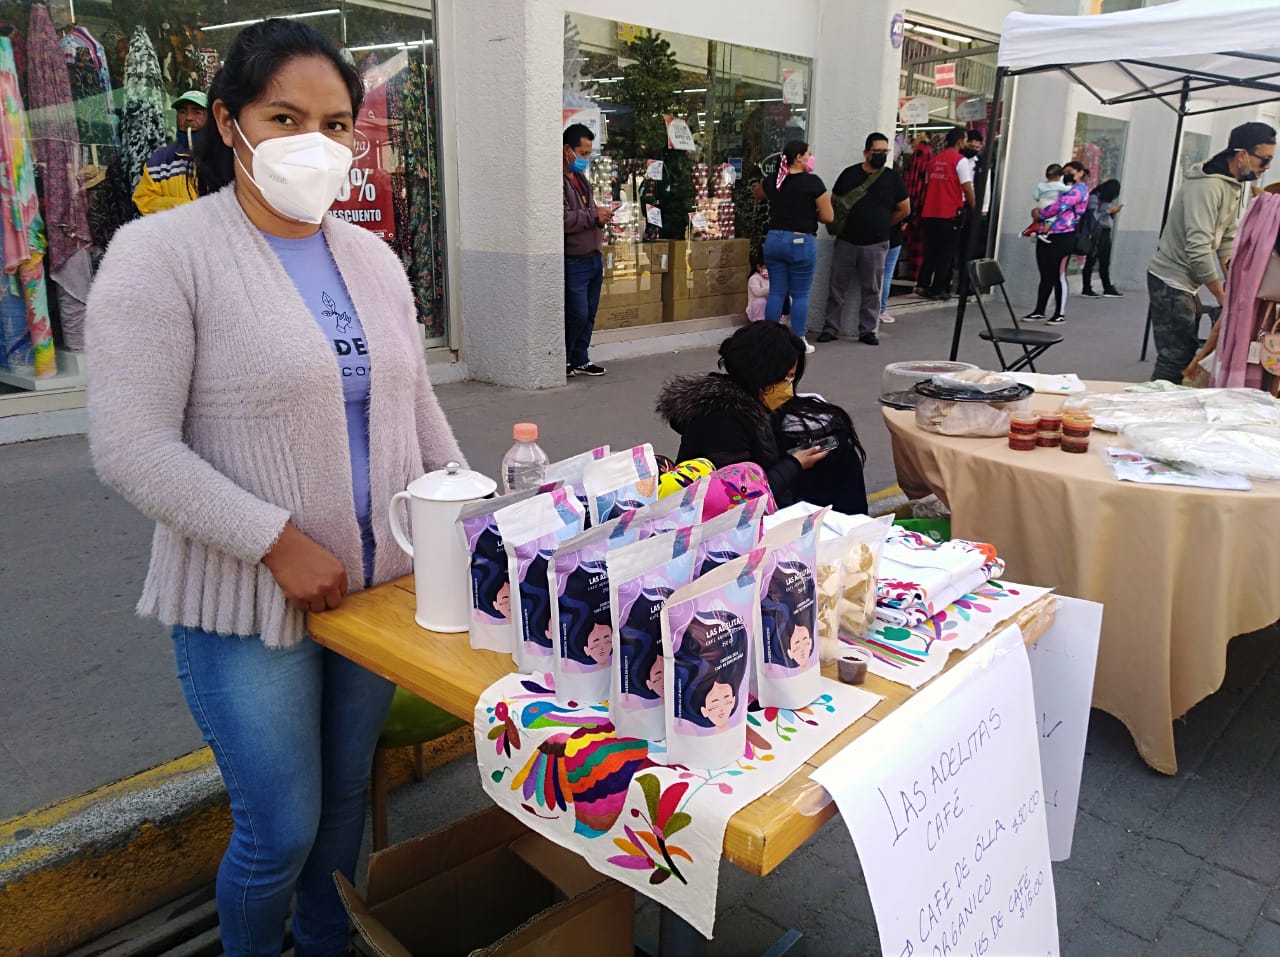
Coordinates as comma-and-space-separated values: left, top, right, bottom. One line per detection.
883, 380, 1280, 774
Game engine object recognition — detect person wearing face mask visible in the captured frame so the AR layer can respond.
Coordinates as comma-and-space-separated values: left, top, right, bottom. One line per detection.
1025, 160, 1090, 324
85, 19, 464, 956
916, 128, 976, 300
817, 132, 909, 347
1147, 121, 1276, 382
752, 140, 835, 351
131, 90, 208, 215
563, 122, 611, 377
656, 322, 867, 511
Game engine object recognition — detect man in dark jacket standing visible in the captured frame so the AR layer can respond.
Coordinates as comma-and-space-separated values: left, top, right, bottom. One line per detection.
817, 132, 910, 346
563, 123, 612, 377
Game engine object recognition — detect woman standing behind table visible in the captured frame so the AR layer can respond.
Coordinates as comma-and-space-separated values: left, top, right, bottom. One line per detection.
1026, 160, 1090, 324
85, 19, 464, 956
1081, 178, 1124, 299
753, 140, 835, 353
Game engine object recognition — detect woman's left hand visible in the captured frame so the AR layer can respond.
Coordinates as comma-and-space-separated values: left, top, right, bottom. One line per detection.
790, 446, 831, 470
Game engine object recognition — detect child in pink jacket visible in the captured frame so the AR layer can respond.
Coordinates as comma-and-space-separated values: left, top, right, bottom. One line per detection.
746, 252, 769, 322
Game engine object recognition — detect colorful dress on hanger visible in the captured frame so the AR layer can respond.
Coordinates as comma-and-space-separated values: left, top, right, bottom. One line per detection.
401, 57, 445, 338
904, 141, 932, 283
118, 26, 167, 191
27, 2, 90, 273
65, 36, 134, 248
0, 36, 53, 377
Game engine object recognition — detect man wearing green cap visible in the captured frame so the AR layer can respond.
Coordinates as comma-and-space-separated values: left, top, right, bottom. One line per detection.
132, 90, 208, 215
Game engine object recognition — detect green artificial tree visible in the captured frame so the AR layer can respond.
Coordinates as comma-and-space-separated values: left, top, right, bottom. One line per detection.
612, 32, 694, 240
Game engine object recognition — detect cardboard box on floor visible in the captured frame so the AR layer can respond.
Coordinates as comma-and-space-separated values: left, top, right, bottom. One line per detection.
596, 301, 663, 331
335, 806, 634, 957
669, 239, 750, 284
599, 272, 663, 308
664, 293, 746, 323
663, 265, 748, 302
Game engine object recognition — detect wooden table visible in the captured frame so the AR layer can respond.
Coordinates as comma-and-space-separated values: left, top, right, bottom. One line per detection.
884, 381, 1280, 774
310, 575, 1056, 879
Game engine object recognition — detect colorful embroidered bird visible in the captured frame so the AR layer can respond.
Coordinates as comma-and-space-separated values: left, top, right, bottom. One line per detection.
521, 699, 609, 729
511, 722, 654, 838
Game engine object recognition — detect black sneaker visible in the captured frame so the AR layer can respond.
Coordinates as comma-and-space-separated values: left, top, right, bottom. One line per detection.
1080, 289, 1100, 298
566, 364, 578, 377
1023, 313, 1045, 322
1103, 289, 1125, 298
575, 362, 607, 377
859, 332, 879, 346
1047, 315, 1066, 324
816, 331, 838, 343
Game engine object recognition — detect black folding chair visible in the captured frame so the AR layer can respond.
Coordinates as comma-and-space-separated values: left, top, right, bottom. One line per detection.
968, 259, 1063, 372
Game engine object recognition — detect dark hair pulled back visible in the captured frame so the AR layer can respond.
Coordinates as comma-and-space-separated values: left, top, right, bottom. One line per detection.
196, 18, 363, 196
717, 321, 806, 396
782, 140, 809, 168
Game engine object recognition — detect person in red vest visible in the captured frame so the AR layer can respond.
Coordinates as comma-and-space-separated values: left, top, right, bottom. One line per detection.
915, 128, 975, 300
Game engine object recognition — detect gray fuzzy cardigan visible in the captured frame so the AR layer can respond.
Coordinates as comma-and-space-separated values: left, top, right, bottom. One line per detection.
86, 186, 464, 648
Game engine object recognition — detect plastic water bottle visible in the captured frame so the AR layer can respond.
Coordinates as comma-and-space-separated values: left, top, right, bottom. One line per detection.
501, 423, 550, 493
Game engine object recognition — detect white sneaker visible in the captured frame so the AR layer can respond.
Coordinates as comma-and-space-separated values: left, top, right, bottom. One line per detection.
879, 312, 896, 324
803, 340, 816, 354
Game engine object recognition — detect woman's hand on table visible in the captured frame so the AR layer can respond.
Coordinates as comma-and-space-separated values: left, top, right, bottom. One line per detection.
263, 523, 349, 613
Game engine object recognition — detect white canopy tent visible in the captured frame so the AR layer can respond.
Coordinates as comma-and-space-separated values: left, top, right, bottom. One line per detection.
950, 0, 1280, 361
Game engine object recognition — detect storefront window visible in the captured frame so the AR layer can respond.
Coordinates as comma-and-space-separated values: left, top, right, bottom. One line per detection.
896, 19, 998, 155
1073, 113, 1129, 188
565, 12, 813, 257
0, 0, 445, 393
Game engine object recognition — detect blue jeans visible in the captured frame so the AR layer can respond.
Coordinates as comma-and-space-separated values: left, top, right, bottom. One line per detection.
881, 244, 902, 314
763, 230, 818, 339
564, 252, 603, 368
173, 626, 395, 957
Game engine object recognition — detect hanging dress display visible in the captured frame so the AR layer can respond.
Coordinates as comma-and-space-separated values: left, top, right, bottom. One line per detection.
64, 32, 134, 248
401, 57, 445, 337
118, 26, 166, 191
903, 139, 932, 284
0, 35, 54, 377
27, 2, 90, 272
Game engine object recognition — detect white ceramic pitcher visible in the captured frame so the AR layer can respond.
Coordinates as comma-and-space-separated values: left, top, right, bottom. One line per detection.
389, 462, 497, 632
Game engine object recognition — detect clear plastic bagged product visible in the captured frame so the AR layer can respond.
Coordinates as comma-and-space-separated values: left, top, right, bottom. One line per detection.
815, 515, 893, 664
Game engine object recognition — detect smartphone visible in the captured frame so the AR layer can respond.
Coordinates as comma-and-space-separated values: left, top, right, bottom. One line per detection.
812, 436, 839, 453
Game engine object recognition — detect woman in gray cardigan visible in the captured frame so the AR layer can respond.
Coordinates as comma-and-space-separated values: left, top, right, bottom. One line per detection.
86, 20, 463, 956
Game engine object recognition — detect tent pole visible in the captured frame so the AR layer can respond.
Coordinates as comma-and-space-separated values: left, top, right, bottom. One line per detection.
950, 66, 1007, 362
1141, 76, 1191, 361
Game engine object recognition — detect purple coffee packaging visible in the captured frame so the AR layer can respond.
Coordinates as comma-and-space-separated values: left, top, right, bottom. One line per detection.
660, 547, 766, 770
544, 446, 610, 527
494, 487, 586, 674
607, 526, 698, 741
629, 477, 708, 538
457, 483, 560, 656
548, 509, 642, 707
755, 508, 828, 710
583, 444, 659, 526
693, 496, 766, 577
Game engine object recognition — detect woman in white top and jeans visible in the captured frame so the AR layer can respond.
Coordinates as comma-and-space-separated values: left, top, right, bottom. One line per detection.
86, 19, 463, 956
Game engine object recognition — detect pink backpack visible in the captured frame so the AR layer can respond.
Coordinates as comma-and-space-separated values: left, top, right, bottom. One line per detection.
702, 462, 776, 520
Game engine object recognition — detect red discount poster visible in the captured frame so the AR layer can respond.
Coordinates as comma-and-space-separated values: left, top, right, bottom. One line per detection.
329, 63, 396, 245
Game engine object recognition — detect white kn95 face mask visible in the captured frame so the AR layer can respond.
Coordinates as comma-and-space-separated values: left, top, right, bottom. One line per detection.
234, 120, 353, 224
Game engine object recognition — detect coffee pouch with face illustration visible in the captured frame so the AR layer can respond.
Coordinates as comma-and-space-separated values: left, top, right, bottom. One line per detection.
660, 548, 765, 770
607, 527, 697, 742
549, 510, 642, 706
583, 444, 659, 526
494, 487, 586, 674
755, 508, 828, 710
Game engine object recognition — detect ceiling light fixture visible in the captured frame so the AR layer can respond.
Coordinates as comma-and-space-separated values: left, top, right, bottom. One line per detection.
905, 22, 976, 44
202, 8, 340, 31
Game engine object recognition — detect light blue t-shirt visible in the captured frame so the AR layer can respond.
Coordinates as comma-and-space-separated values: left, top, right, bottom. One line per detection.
263, 230, 374, 582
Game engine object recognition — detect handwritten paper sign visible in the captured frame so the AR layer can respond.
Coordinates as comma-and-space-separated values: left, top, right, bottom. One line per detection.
646, 160, 664, 181
665, 115, 697, 151
899, 98, 930, 125
689, 211, 709, 231
814, 627, 1059, 956
782, 70, 806, 105
1026, 596, 1102, 861
646, 204, 663, 228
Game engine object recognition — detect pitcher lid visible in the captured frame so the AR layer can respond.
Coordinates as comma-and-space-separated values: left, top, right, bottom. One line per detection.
407, 462, 498, 502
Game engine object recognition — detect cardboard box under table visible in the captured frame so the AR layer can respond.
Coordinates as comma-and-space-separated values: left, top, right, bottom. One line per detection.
336, 805, 634, 957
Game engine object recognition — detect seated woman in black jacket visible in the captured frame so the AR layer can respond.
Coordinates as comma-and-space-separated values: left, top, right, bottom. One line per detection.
656, 322, 868, 513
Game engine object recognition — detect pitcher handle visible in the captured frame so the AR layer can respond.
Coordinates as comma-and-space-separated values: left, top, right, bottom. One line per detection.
388, 491, 414, 558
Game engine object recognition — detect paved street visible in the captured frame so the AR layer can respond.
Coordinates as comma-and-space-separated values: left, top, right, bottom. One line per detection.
6, 285, 1279, 952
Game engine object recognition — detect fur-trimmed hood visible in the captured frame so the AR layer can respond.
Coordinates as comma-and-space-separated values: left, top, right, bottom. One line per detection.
656, 373, 770, 436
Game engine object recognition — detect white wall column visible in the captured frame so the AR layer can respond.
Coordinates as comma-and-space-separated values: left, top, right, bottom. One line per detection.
436, 0, 565, 389
805, 0, 902, 333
